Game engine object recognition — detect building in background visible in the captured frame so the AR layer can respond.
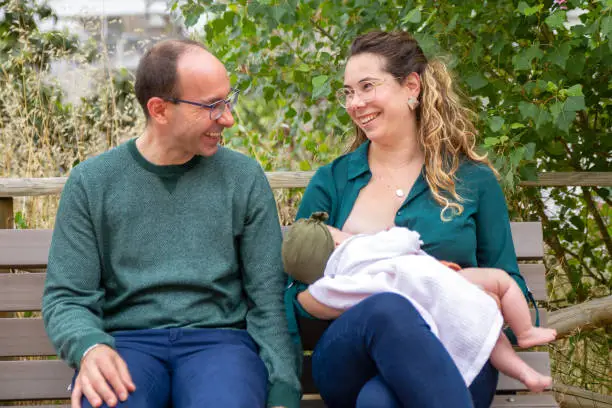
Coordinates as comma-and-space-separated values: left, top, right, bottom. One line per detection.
40, 0, 186, 102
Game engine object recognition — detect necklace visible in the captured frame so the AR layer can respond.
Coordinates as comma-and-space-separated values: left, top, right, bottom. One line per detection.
370, 149, 424, 199
373, 164, 409, 199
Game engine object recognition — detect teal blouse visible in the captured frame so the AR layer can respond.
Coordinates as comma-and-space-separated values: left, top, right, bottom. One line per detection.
284, 141, 529, 350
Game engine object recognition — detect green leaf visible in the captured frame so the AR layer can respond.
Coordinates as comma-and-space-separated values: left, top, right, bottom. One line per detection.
297, 63, 310, 72
519, 163, 538, 181
489, 116, 505, 132
286, 107, 297, 118
517, 2, 529, 14
447, 14, 459, 31
269, 36, 282, 48
564, 96, 586, 112
510, 123, 526, 129
184, 13, 200, 27
403, 8, 422, 24
535, 107, 552, 130
565, 84, 583, 96
524, 142, 536, 160
271, 5, 288, 22
549, 101, 564, 120
546, 42, 571, 69
556, 111, 575, 132
519, 102, 538, 121
545, 10, 566, 29
484, 137, 499, 147
299, 160, 311, 171
602, 16, 612, 36
510, 147, 525, 167
513, 46, 543, 71
465, 73, 488, 90
312, 75, 328, 87
545, 141, 566, 155
518, 2, 542, 16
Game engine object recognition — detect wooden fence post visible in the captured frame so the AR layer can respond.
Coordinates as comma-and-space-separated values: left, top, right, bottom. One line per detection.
0, 198, 13, 229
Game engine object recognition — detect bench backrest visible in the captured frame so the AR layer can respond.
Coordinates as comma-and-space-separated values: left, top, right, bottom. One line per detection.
0, 223, 550, 403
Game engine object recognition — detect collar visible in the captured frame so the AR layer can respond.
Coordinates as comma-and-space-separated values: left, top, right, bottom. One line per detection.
347, 140, 371, 180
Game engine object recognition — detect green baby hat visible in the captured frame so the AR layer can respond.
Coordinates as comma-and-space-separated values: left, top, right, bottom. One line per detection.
282, 211, 335, 284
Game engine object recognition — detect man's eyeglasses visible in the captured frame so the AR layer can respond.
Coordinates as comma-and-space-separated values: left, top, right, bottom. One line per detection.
164, 88, 240, 120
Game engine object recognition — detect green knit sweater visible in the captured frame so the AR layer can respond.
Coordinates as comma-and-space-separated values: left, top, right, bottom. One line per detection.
42, 139, 301, 408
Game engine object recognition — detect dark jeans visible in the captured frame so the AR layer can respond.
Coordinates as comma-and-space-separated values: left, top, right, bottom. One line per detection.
312, 293, 498, 408
73, 328, 268, 408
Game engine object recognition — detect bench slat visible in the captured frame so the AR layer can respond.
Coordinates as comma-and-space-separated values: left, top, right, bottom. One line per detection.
0, 263, 548, 312
0, 406, 69, 408
300, 351, 552, 394
0, 394, 561, 408
0, 273, 46, 312
0, 309, 547, 358
0, 355, 555, 404
0, 223, 540, 269
298, 394, 559, 407
0, 318, 56, 357
510, 222, 544, 260
0, 360, 72, 401
520, 264, 547, 301
0, 230, 53, 268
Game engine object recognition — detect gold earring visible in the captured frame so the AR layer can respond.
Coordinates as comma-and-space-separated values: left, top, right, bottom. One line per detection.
407, 96, 419, 111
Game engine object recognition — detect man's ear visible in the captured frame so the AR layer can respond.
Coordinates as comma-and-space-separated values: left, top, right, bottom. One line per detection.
403, 72, 421, 96
147, 97, 170, 124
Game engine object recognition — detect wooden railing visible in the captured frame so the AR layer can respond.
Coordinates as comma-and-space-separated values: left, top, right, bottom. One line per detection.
0, 171, 611, 229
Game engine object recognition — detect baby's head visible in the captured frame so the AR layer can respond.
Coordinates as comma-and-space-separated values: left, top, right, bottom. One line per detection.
282, 212, 335, 284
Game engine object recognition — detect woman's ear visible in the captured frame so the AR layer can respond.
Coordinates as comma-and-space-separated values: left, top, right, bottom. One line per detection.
403, 72, 421, 97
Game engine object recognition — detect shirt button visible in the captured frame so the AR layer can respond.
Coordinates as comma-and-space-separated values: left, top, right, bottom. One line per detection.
397, 211, 402, 216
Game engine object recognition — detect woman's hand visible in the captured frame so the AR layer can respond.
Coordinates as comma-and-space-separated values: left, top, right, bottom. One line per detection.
297, 290, 344, 320
327, 226, 353, 247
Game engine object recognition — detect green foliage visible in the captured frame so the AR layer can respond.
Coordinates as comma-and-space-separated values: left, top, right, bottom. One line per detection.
14, 211, 28, 229
0, 0, 79, 71
175, 0, 609, 183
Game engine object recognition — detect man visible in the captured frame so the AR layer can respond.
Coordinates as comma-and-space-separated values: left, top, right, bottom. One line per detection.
42, 39, 300, 408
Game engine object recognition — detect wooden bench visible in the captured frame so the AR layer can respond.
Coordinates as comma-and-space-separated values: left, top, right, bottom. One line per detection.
0, 222, 559, 407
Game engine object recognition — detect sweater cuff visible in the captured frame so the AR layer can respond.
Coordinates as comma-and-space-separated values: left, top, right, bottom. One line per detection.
70, 332, 116, 369
267, 382, 301, 408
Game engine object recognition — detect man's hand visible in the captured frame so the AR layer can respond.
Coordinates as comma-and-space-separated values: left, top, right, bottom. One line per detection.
71, 345, 136, 408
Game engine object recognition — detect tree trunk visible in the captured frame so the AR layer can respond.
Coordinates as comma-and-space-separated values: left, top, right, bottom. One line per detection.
554, 383, 612, 408
548, 295, 612, 339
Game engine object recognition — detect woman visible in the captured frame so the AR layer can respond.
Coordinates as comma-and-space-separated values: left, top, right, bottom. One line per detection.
284, 30, 530, 408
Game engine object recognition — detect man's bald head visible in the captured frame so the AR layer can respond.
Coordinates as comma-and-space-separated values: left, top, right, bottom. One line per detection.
135, 39, 211, 120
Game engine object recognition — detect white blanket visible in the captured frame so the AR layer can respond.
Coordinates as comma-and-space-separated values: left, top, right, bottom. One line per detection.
308, 227, 503, 386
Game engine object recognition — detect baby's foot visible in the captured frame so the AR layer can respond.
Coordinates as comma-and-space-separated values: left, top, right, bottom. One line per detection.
520, 367, 553, 393
517, 327, 557, 348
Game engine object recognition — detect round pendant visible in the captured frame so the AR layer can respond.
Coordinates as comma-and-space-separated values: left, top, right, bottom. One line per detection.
395, 189, 405, 198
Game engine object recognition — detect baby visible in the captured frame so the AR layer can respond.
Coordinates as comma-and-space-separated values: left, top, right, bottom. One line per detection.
283, 213, 556, 392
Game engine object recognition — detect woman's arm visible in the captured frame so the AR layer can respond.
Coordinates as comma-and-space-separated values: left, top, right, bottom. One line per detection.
474, 166, 528, 297
297, 290, 344, 320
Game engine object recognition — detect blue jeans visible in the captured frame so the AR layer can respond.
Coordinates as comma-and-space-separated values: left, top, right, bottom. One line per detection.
312, 293, 498, 408
73, 328, 268, 408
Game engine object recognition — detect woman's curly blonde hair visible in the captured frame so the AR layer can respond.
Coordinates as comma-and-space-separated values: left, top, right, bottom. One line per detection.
347, 30, 497, 220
